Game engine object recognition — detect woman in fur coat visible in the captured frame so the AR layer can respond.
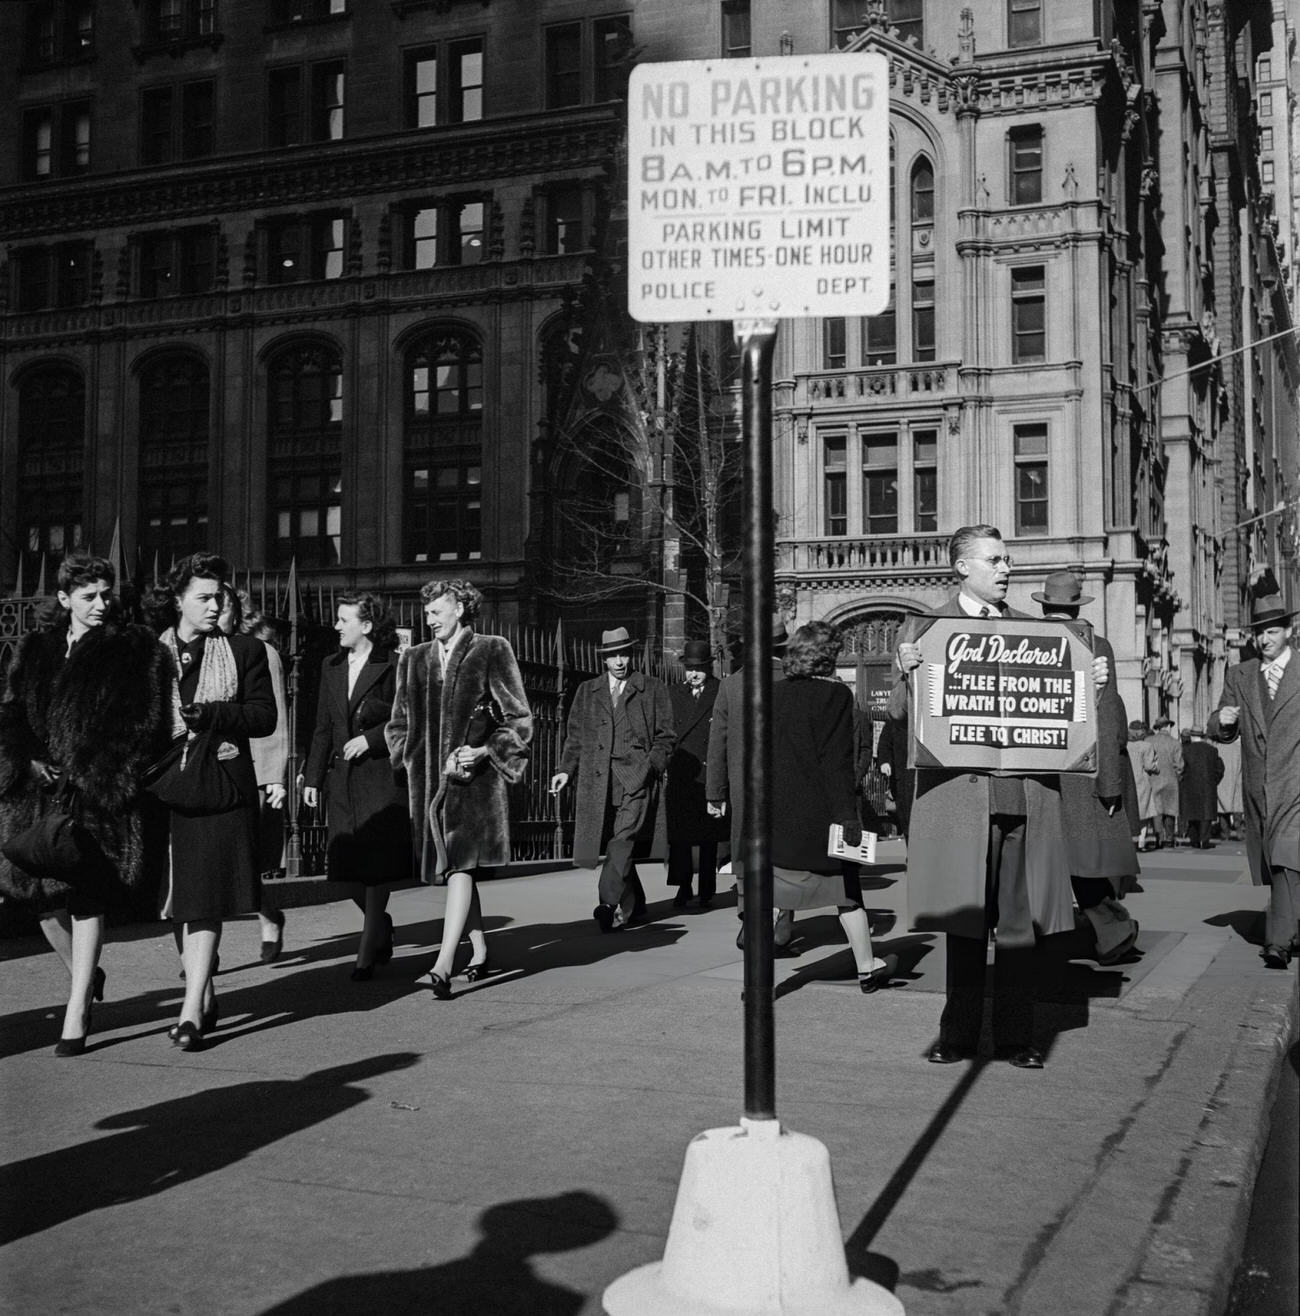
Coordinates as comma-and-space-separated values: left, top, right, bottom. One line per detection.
386, 579, 531, 999
0, 553, 171, 1055
303, 593, 410, 979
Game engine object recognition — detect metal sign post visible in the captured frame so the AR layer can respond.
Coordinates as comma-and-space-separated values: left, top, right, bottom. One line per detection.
736, 317, 778, 1121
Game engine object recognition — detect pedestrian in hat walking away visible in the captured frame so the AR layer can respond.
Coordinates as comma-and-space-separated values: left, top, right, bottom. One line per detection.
1208, 593, 1300, 969
665, 640, 727, 908
551, 628, 675, 932
1033, 572, 1141, 965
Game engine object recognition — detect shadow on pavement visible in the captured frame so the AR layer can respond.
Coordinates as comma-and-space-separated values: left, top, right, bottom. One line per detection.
0, 1052, 419, 1246
1204, 909, 1265, 946
258, 1190, 619, 1316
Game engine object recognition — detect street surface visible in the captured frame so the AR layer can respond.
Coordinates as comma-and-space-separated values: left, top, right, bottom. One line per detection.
1, 838, 1295, 1315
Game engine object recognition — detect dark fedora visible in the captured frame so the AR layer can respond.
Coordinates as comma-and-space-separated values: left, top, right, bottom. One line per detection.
680, 639, 712, 668
597, 626, 638, 655
1248, 594, 1295, 629
1030, 571, 1094, 607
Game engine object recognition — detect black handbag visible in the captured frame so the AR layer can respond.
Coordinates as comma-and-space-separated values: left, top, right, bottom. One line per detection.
1, 784, 96, 878
143, 731, 243, 814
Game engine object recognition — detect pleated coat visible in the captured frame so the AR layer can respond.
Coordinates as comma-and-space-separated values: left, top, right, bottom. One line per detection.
1209, 650, 1300, 886
888, 596, 1074, 941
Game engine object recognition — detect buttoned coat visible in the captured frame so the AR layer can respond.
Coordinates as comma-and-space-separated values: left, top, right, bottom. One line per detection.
1058, 632, 1140, 886
1179, 739, 1223, 824
304, 648, 410, 886
1147, 729, 1183, 816
386, 631, 531, 882
705, 660, 785, 860
665, 678, 728, 845
1208, 649, 1300, 885
557, 670, 674, 868
888, 596, 1074, 941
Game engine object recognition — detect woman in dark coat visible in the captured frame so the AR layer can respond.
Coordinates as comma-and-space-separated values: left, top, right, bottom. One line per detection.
154, 553, 276, 1050
770, 621, 892, 992
0, 554, 171, 1054
303, 593, 410, 979
386, 579, 531, 999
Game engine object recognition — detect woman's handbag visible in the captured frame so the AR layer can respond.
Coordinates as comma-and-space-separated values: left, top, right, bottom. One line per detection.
143, 731, 243, 814
446, 695, 504, 784
1, 783, 97, 878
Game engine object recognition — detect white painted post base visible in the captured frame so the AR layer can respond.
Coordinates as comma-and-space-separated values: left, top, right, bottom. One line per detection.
603, 1118, 904, 1316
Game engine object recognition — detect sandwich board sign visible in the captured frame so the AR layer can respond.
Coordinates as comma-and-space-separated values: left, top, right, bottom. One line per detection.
627, 53, 891, 323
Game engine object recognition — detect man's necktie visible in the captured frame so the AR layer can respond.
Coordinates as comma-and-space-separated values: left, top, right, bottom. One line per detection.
1266, 661, 1283, 700
979, 605, 991, 619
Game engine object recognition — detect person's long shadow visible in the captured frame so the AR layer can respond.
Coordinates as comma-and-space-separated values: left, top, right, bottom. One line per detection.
259, 1189, 619, 1315
0, 1052, 418, 1246
1205, 909, 1266, 946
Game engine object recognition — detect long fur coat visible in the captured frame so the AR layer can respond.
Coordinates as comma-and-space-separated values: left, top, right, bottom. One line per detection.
386, 631, 532, 881
0, 621, 171, 912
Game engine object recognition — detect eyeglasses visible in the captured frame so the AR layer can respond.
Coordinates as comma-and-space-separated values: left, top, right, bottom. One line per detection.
967, 554, 1014, 568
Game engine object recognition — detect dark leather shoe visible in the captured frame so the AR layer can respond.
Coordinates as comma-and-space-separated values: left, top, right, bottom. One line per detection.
429, 970, 453, 1000
593, 904, 616, 934
54, 1036, 87, 1057
1262, 944, 1292, 969
1002, 1045, 1046, 1069
173, 1021, 204, 1052
463, 958, 493, 983
926, 1041, 970, 1064
260, 909, 286, 964
350, 965, 374, 982
672, 887, 692, 908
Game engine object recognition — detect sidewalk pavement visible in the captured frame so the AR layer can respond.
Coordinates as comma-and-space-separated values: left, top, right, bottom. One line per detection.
0, 839, 1295, 1316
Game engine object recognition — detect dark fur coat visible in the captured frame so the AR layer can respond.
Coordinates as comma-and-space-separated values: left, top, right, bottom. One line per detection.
386, 631, 532, 881
0, 622, 172, 912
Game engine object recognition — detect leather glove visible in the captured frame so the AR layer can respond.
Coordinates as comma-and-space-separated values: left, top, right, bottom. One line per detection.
179, 702, 214, 731
840, 820, 863, 848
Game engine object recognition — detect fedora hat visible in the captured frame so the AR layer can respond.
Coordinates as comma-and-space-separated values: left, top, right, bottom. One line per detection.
1030, 571, 1094, 607
679, 639, 712, 667
597, 626, 638, 654
1248, 594, 1295, 629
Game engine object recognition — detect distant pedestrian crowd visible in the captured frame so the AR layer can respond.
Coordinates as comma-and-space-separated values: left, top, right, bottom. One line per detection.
2, 530, 1296, 1064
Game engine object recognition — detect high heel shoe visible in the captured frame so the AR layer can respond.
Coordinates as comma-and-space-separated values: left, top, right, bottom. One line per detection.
350, 964, 374, 982
260, 909, 286, 964
462, 956, 492, 983
173, 1021, 204, 1051
374, 913, 395, 965
54, 1035, 87, 1057
858, 957, 895, 994
169, 996, 218, 1041
429, 970, 453, 1000
92, 966, 106, 1002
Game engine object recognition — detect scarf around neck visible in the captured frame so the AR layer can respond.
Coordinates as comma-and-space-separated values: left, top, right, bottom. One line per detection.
162, 629, 238, 741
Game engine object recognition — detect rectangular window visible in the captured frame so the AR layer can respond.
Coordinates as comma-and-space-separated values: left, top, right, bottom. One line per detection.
13, 242, 94, 311
453, 200, 484, 265
180, 81, 215, 157
141, 87, 174, 165
823, 317, 847, 369
912, 275, 935, 362
136, 228, 215, 297
1008, 0, 1041, 48
266, 214, 346, 283
1258, 56, 1271, 80
407, 47, 438, 127
449, 39, 483, 123
1011, 265, 1046, 363
913, 429, 937, 532
22, 102, 91, 179
270, 0, 346, 21
1259, 91, 1272, 117
1009, 126, 1042, 204
409, 206, 438, 268
144, 0, 217, 44
1013, 423, 1048, 535
272, 472, 342, 570
546, 184, 586, 254
830, 0, 860, 48
862, 434, 899, 535
823, 436, 847, 536
546, 23, 582, 108
1261, 160, 1275, 185
890, 0, 923, 48
311, 61, 345, 140
862, 291, 897, 365
143, 82, 214, 164
269, 67, 303, 146
25, 2, 96, 66
593, 15, 632, 101
722, 0, 751, 58
1261, 127, 1273, 151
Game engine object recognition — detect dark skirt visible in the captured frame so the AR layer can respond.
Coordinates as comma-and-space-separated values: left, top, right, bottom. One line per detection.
735, 860, 864, 911
167, 803, 260, 922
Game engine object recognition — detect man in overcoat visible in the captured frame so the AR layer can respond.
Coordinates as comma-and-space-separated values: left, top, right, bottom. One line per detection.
891, 526, 1109, 1068
665, 640, 727, 908
706, 615, 797, 951
1035, 571, 1140, 965
1147, 717, 1183, 846
1208, 594, 1300, 968
551, 628, 675, 932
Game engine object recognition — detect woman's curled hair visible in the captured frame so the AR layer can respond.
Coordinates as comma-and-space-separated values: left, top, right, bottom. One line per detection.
338, 592, 398, 653
420, 578, 482, 623
783, 620, 844, 678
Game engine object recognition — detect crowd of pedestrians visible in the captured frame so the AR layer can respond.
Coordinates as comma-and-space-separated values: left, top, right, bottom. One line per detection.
1, 533, 1296, 1062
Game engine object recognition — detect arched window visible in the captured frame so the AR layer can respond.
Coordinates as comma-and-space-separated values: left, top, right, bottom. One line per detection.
138, 353, 210, 566
267, 342, 343, 569
17, 366, 85, 577
910, 157, 934, 223
403, 327, 483, 563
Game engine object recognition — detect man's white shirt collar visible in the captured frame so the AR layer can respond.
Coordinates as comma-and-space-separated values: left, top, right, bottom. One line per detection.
958, 592, 1003, 618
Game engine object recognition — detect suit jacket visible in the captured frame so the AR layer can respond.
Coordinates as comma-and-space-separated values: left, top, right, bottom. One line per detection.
889, 594, 1074, 941
1209, 648, 1300, 883
665, 678, 727, 844
705, 659, 786, 860
557, 670, 674, 868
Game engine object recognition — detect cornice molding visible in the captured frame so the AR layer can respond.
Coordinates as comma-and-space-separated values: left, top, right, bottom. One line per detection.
0, 108, 623, 241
